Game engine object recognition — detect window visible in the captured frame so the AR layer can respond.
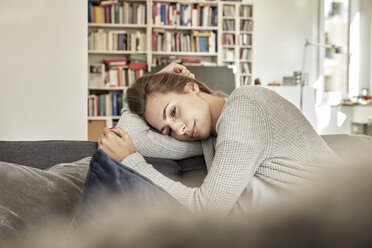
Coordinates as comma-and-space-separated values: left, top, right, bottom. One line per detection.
323, 0, 350, 96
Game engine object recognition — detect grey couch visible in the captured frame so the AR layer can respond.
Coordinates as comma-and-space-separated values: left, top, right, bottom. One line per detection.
1, 134, 372, 246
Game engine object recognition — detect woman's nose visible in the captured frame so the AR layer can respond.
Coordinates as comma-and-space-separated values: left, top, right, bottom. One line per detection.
171, 120, 186, 136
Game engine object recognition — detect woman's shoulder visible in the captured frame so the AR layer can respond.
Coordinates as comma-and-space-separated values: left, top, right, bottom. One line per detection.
227, 85, 279, 105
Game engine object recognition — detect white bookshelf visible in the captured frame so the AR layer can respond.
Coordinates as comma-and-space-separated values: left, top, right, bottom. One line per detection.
220, 1, 253, 88
87, 0, 254, 139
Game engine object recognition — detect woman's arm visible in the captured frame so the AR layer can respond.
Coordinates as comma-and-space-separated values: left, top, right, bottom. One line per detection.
116, 108, 203, 159
121, 95, 270, 214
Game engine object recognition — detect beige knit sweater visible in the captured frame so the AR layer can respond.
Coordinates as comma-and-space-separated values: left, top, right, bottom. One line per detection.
117, 86, 341, 214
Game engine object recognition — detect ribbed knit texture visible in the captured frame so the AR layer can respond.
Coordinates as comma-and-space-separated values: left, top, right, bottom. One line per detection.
117, 86, 342, 214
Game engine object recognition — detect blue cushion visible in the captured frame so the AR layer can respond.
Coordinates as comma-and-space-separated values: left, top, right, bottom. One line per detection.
74, 149, 184, 223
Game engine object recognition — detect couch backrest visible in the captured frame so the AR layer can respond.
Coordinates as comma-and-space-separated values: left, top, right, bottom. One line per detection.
1, 134, 371, 187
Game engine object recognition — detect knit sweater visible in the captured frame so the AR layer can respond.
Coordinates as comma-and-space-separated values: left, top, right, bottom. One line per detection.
117, 86, 342, 214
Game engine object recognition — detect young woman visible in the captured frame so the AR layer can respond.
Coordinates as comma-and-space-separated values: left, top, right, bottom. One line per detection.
98, 63, 343, 214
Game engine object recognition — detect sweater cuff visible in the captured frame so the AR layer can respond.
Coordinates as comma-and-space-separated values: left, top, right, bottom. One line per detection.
121, 152, 147, 170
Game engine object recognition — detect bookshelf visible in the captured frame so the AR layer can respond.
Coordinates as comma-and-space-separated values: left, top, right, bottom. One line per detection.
87, 0, 254, 140
220, 1, 253, 88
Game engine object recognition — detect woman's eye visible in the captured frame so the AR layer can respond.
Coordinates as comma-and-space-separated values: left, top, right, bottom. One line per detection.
171, 107, 176, 117
168, 128, 172, 135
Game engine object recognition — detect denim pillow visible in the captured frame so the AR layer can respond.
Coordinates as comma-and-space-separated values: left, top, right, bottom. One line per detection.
74, 150, 184, 224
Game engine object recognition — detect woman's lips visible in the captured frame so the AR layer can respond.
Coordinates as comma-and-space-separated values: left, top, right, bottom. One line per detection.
191, 121, 197, 138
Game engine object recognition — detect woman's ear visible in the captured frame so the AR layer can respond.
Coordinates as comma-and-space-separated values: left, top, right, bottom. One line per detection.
184, 82, 200, 93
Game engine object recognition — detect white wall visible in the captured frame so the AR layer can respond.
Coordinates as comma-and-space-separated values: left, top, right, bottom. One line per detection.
356, 0, 371, 92
0, 0, 87, 141
247, 0, 319, 84
359, 0, 372, 92
244, 0, 319, 127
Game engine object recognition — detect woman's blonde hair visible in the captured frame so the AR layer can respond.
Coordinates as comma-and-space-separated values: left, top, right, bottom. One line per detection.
125, 73, 216, 117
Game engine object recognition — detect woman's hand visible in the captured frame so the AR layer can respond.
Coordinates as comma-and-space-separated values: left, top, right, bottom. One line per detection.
158, 62, 195, 79
98, 127, 135, 162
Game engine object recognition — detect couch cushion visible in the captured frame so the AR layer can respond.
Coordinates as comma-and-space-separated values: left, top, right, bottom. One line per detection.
0, 157, 90, 243
322, 134, 372, 165
0, 141, 97, 170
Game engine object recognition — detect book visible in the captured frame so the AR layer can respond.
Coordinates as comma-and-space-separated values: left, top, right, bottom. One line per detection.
99, 95, 105, 116
105, 94, 112, 116
88, 95, 95, 116
112, 93, 118, 116
88, 2, 93, 23
108, 68, 119, 87
94, 6, 105, 24
88, 64, 105, 88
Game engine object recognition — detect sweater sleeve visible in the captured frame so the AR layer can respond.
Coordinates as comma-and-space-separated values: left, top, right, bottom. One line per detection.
122, 95, 271, 214
116, 108, 203, 159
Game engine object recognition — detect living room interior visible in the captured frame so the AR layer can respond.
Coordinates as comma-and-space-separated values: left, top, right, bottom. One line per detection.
1, 1, 372, 246
0, 0, 371, 141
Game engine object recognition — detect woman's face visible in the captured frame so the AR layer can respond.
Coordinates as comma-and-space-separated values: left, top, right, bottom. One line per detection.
144, 82, 212, 141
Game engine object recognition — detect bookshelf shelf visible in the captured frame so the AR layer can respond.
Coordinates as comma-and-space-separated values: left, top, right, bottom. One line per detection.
152, 51, 218, 56
151, 25, 218, 30
88, 116, 121, 120
153, 0, 218, 3
88, 23, 147, 28
239, 17, 253, 21
222, 45, 235, 48
240, 59, 252, 62
88, 86, 128, 90
240, 31, 253, 34
240, 45, 252, 48
88, 50, 147, 55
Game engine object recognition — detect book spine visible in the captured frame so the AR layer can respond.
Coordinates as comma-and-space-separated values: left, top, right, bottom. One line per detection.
88, 2, 93, 23
115, 4, 119, 24
100, 95, 105, 116
112, 93, 118, 116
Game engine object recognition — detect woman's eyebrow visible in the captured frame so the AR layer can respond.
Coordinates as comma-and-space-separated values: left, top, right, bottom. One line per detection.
160, 103, 169, 133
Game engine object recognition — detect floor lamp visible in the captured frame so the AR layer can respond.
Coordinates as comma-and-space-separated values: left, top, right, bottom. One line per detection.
300, 39, 342, 111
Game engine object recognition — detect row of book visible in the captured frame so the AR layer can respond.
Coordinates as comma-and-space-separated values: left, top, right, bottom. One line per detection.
152, 3, 217, 27
241, 62, 252, 74
223, 48, 234, 61
88, 93, 126, 117
240, 6, 253, 18
222, 5, 235, 16
240, 48, 252, 60
223, 20, 235, 31
222, 34, 234, 45
239, 34, 252, 46
88, 1, 146, 24
240, 76, 252, 86
153, 56, 216, 66
88, 29, 146, 51
152, 29, 216, 53
240, 20, 253, 31
223, 5, 253, 18
89, 59, 146, 88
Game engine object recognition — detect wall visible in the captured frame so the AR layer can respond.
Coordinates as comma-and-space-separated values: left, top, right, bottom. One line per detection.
244, 0, 319, 127
0, 0, 87, 140
359, 0, 372, 92
350, 0, 371, 94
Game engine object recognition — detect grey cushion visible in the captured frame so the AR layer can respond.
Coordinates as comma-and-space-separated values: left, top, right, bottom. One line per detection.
322, 134, 372, 165
0, 157, 90, 242
0, 141, 97, 170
